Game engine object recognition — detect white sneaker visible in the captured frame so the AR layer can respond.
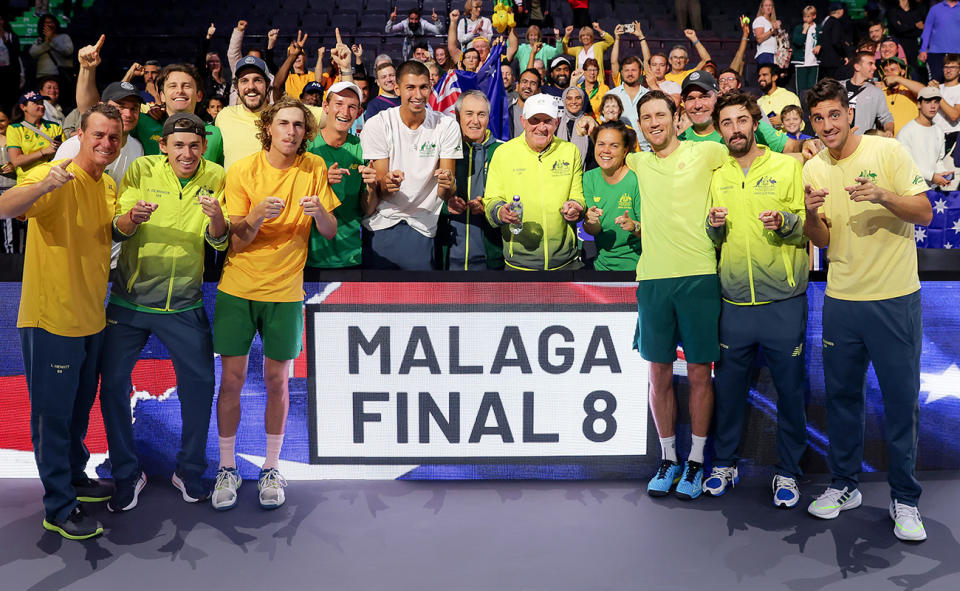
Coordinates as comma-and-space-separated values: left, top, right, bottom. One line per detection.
211, 467, 242, 511
890, 500, 927, 542
258, 468, 287, 510
772, 474, 800, 508
702, 465, 739, 496
807, 486, 862, 519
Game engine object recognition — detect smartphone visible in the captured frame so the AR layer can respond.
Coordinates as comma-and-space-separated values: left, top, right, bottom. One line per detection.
945, 172, 955, 181
623, 23, 635, 34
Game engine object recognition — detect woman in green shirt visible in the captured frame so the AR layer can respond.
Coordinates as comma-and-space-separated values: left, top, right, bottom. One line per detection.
582, 120, 642, 271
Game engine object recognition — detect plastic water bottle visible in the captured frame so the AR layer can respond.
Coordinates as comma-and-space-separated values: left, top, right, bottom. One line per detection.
510, 195, 523, 235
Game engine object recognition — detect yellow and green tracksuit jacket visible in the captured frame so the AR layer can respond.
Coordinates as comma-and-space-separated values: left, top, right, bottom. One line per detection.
482, 135, 585, 270
706, 147, 808, 305
111, 155, 229, 312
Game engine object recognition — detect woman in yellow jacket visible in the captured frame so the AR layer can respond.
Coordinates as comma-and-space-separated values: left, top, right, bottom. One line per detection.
562, 23, 615, 74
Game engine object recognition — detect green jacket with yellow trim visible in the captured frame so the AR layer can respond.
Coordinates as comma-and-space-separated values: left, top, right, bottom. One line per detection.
482, 135, 585, 271
111, 154, 228, 312
706, 147, 808, 305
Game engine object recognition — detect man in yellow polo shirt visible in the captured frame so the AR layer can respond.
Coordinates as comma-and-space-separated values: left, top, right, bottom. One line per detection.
0, 104, 123, 540
212, 96, 338, 511
802, 79, 932, 542
623, 90, 726, 501
216, 55, 273, 171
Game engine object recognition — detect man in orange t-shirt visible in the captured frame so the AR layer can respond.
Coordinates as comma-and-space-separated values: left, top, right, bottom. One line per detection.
211, 96, 339, 511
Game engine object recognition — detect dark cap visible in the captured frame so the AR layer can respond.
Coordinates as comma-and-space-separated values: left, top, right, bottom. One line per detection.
161, 113, 210, 138
828, 2, 844, 11
300, 81, 325, 97
18, 91, 49, 105
681, 70, 719, 95
234, 55, 269, 77
101, 81, 143, 104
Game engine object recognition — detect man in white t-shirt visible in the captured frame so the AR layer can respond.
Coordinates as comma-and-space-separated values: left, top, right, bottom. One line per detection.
899, 86, 953, 189
360, 60, 462, 269
933, 53, 960, 166
55, 81, 144, 184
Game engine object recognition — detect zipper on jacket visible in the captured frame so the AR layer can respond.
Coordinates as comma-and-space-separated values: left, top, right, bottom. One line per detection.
465, 147, 473, 270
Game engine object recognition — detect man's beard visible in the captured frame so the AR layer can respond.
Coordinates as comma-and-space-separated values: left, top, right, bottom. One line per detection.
554, 75, 569, 87
727, 133, 753, 157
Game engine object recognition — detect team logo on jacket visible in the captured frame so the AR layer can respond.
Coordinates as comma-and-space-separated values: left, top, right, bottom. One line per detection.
617, 194, 632, 209
754, 176, 778, 196
551, 160, 571, 176
417, 141, 438, 157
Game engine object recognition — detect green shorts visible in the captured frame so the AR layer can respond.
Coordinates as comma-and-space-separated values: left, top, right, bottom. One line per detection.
213, 290, 304, 361
635, 274, 720, 364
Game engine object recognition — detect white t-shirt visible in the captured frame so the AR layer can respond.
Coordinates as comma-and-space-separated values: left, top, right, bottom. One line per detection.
360, 107, 463, 237
897, 119, 947, 187
54, 133, 144, 185
803, 25, 818, 66
934, 82, 960, 133
754, 16, 777, 56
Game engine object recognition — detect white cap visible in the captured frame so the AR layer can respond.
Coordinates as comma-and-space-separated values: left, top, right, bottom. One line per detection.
522, 93, 561, 121
326, 81, 363, 101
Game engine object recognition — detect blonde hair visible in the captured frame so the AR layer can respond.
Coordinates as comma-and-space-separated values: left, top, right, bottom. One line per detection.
255, 96, 318, 155
756, 0, 777, 23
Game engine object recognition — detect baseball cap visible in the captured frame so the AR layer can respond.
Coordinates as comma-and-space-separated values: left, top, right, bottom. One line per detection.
101, 81, 143, 104
918, 86, 942, 101
161, 113, 210, 138
549, 56, 572, 71
300, 81, 326, 98
234, 55, 269, 77
681, 70, 719, 95
325, 81, 362, 101
18, 91, 49, 105
522, 93, 561, 120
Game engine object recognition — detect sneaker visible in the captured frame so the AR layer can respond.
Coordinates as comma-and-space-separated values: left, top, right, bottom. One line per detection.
702, 465, 739, 497
73, 475, 114, 502
772, 474, 800, 508
646, 460, 682, 497
42, 506, 103, 540
257, 468, 287, 510
675, 461, 705, 500
211, 467, 242, 511
172, 471, 210, 503
807, 486, 862, 519
890, 500, 927, 542
107, 472, 147, 513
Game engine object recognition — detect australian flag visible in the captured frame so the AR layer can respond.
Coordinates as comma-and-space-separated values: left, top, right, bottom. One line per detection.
429, 43, 511, 141
917, 190, 960, 248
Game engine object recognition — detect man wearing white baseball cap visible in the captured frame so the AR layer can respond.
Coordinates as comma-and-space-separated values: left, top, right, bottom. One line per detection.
307, 81, 379, 269
482, 93, 586, 270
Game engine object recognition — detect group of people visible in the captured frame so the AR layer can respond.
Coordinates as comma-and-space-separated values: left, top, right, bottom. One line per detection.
0, 1, 943, 546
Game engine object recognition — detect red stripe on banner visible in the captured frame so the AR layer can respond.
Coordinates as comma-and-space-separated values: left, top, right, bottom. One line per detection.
294, 308, 308, 378
321, 282, 637, 305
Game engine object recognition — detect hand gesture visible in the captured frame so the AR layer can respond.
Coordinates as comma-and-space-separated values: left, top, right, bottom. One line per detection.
473, 20, 483, 35
467, 198, 485, 215
198, 194, 223, 219
432, 9, 439, 22
585, 206, 603, 225
564, 26, 574, 37
552, 28, 560, 39
434, 168, 454, 191
801, 139, 823, 161
317, 47, 326, 60
560, 200, 584, 222
632, 21, 644, 38
78, 34, 105, 69
43, 22, 55, 41
615, 210, 639, 233
384, 170, 405, 193
592, 21, 601, 32
129, 200, 158, 224
327, 162, 350, 185
390, 7, 397, 21
43, 159, 74, 192
614, 24, 624, 38
447, 196, 467, 214
207, 22, 216, 40
570, 68, 584, 84
533, 40, 544, 53
450, 10, 461, 21
708, 206, 728, 227
358, 162, 378, 187
237, 20, 247, 32
331, 29, 351, 68
299, 195, 324, 217
683, 29, 699, 43
804, 184, 828, 213
845, 176, 887, 203
126, 62, 144, 78
351, 43, 364, 59
288, 30, 308, 57
758, 210, 783, 230
740, 15, 750, 37
267, 28, 279, 49
146, 103, 165, 121
255, 196, 285, 219
576, 116, 597, 136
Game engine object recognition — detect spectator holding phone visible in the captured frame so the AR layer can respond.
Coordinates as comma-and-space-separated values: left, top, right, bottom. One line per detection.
898, 86, 954, 189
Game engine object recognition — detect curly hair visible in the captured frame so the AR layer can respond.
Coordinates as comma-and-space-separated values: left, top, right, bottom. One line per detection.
255, 96, 318, 155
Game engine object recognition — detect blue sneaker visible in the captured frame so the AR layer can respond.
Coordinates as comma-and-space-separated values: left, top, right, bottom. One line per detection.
703, 465, 739, 497
647, 460, 682, 497
772, 474, 800, 508
675, 461, 704, 500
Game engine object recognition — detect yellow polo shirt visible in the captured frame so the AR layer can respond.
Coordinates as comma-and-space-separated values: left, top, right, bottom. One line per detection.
216, 105, 264, 171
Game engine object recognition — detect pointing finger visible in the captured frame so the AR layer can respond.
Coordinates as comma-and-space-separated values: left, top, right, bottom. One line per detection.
94, 34, 105, 51
335, 27, 343, 46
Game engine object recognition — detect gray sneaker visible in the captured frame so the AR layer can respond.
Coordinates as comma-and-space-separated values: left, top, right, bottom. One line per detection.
211, 467, 241, 511
807, 486, 861, 519
258, 468, 287, 510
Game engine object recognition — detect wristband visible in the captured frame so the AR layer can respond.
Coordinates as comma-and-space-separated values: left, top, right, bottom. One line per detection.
128, 210, 137, 225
